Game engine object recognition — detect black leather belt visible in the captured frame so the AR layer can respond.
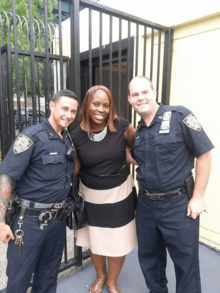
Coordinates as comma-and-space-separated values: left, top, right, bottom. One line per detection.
83, 164, 127, 178
139, 184, 184, 200
15, 196, 66, 209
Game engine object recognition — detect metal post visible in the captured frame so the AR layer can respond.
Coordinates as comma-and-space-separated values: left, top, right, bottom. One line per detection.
69, 0, 81, 132
161, 28, 173, 105
70, 0, 81, 99
28, 0, 37, 123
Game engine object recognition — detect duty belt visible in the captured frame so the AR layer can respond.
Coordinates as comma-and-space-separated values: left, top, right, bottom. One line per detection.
14, 197, 67, 221
139, 184, 184, 200
14, 196, 66, 209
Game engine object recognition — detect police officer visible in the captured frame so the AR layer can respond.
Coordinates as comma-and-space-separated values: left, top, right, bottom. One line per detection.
0, 89, 78, 293
128, 76, 214, 293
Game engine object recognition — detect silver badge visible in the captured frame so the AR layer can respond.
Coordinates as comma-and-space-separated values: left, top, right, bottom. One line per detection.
13, 134, 33, 154
183, 113, 201, 132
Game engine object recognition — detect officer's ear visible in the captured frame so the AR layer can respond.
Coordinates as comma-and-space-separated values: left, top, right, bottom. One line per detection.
49, 100, 55, 112
127, 94, 131, 105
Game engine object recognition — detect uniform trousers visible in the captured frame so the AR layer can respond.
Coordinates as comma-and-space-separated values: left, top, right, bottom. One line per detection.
136, 191, 201, 293
6, 215, 66, 293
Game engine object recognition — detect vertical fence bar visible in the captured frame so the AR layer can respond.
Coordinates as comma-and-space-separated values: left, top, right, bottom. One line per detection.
58, 0, 64, 90
150, 28, 154, 81
156, 30, 161, 101
70, 0, 82, 266
99, 11, 103, 85
89, 7, 92, 88
118, 18, 122, 116
143, 26, 147, 76
12, 0, 21, 134
0, 49, 6, 158
109, 14, 112, 92
134, 23, 139, 127
70, 0, 80, 101
28, 0, 37, 123
126, 20, 131, 120
162, 28, 173, 105
135, 23, 139, 78
44, 0, 50, 116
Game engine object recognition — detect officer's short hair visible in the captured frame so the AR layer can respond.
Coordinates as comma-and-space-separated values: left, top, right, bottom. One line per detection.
52, 89, 78, 102
128, 76, 155, 94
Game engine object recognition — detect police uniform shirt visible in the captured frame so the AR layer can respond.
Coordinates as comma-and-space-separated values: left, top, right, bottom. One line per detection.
0, 119, 74, 203
132, 104, 214, 192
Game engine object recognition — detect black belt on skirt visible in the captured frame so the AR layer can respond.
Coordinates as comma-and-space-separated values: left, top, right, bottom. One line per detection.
83, 164, 127, 178
139, 184, 185, 201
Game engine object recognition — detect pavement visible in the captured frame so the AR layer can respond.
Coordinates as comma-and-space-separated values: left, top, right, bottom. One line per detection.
57, 244, 220, 293
0, 243, 219, 292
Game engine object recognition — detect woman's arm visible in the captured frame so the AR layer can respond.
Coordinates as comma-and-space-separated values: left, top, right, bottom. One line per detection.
126, 148, 137, 165
74, 148, 81, 174
124, 124, 137, 165
124, 124, 135, 148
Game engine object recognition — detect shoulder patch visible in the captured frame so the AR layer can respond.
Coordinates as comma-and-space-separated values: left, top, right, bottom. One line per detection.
13, 134, 33, 154
183, 113, 201, 132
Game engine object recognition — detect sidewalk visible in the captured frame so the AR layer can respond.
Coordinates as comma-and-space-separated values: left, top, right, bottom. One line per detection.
57, 244, 220, 293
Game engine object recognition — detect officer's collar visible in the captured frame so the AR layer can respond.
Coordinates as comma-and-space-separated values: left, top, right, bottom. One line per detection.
154, 104, 167, 122
138, 103, 165, 128
42, 119, 66, 140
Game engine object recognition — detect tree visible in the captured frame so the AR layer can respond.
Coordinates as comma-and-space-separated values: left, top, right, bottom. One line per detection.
0, 0, 58, 97
0, 0, 56, 22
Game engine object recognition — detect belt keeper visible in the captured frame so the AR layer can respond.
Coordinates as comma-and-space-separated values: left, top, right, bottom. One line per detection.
165, 191, 171, 199
19, 206, 26, 220
29, 201, 35, 208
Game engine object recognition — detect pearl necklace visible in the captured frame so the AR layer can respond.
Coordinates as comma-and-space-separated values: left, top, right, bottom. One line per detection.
87, 126, 107, 142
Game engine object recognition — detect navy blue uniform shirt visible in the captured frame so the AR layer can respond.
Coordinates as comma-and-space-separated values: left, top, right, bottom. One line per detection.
0, 119, 74, 202
132, 104, 214, 192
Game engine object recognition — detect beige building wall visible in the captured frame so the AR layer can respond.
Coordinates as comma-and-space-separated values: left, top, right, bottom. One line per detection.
134, 12, 220, 249
170, 13, 220, 249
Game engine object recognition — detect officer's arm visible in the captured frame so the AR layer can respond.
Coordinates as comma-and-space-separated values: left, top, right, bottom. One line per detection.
0, 173, 15, 243
187, 150, 212, 219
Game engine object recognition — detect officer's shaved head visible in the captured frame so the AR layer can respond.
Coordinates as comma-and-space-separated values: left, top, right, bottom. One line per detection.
52, 89, 78, 102
128, 76, 154, 95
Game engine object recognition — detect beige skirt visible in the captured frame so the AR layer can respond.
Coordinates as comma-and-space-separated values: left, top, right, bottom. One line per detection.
75, 174, 137, 257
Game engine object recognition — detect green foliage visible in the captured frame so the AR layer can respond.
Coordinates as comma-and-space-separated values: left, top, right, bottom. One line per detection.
0, 0, 57, 21
0, 0, 58, 97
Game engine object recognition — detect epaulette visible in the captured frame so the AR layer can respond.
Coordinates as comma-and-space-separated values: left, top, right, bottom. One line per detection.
163, 105, 191, 116
21, 122, 46, 138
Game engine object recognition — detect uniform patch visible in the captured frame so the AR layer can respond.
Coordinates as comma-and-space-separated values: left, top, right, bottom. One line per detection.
183, 113, 201, 132
13, 134, 33, 154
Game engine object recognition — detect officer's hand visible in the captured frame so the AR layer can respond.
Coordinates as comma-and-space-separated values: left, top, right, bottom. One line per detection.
0, 222, 14, 243
187, 196, 206, 220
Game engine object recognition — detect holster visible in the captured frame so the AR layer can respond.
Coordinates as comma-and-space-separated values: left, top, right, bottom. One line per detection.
184, 174, 194, 200
58, 198, 77, 220
5, 201, 17, 227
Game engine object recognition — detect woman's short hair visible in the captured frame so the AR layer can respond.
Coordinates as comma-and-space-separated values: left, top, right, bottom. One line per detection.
80, 85, 118, 132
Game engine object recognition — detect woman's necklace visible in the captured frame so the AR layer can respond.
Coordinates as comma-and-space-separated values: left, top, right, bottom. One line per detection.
87, 126, 107, 142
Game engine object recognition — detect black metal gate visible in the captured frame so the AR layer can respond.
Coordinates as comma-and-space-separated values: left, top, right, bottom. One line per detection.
0, 0, 173, 285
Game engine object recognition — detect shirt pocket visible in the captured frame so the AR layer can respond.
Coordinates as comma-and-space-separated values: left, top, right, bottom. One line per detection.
154, 134, 177, 162
42, 155, 65, 180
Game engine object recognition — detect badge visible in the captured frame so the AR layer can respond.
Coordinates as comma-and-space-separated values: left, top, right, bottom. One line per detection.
13, 134, 33, 154
183, 113, 201, 132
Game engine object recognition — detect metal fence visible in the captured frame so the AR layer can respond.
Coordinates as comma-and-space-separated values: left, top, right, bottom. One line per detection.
0, 0, 173, 286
